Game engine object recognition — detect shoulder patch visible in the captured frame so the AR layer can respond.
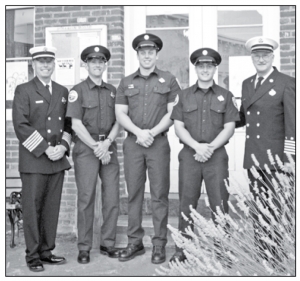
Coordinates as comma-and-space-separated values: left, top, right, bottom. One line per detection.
68, 90, 78, 103
232, 97, 238, 109
173, 94, 179, 106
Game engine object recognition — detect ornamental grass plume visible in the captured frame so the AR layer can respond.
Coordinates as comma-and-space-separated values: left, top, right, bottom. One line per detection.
156, 151, 295, 276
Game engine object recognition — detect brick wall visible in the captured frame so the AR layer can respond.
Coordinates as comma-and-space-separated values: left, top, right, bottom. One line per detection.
279, 6, 295, 77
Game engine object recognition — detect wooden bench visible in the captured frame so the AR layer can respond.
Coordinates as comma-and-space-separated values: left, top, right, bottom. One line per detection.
6, 169, 22, 248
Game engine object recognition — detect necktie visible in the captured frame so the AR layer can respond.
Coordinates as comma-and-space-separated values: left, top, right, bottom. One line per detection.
45, 84, 51, 95
255, 77, 264, 92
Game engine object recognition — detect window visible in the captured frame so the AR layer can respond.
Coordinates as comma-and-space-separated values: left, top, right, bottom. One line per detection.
6, 7, 34, 106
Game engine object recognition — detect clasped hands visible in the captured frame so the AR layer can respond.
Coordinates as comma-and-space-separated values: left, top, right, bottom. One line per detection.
45, 145, 67, 161
135, 129, 154, 148
193, 143, 214, 163
93, 141, 112, 165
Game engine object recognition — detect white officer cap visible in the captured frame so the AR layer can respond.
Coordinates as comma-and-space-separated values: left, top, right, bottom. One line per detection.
29, 46, 57, 59
245, 36, 278, 53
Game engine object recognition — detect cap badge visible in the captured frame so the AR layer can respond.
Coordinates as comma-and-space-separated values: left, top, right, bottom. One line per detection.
110, 92, 115, 99
258, 38, 263, 43
144, 34, 149, 40
218, 95, 224, 102
43, 47, 48, 52
159, 78, 165, 83
94, 47, 100, 52
202, 50, 208, 56
269, 79, 274, 83
269, 89, 276, 96
62, 97, 66, 104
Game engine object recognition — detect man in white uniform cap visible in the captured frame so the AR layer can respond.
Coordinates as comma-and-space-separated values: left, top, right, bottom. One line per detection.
236, 36, 295, 263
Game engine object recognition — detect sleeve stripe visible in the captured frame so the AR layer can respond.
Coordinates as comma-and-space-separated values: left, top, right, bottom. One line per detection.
23, 130, 39, 146
27, 135, 43, 152
22, 130, 44, 152
285, 140, 295, 144
62, 132, 72, 147
284, 149, 295, 155
285, 144, 295, 149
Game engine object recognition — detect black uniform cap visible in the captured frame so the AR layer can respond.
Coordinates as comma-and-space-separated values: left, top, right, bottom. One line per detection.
190, 48, 222, 66
81, 45, 111, 62
132, 33, 163, 52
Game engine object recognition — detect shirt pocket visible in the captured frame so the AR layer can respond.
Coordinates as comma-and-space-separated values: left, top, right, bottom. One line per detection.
124, 88, 140, 109
107, 96, 116, 126
82, 100, 98, 125
153, 86, 170, 106
210, 102, 226, 125
183, 103, 198, 128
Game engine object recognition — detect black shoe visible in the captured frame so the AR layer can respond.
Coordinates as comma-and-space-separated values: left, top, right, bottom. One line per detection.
27, 259, 44, 272
169, 251, 187, 263
77, 250, 90, 264
100, 245, 122, 258
40, 254, 66, 265
151, 245, 166, 264
118, 243, 145, 262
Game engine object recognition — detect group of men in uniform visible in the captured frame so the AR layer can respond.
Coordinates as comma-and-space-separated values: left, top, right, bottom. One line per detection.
12, 31, 295, 272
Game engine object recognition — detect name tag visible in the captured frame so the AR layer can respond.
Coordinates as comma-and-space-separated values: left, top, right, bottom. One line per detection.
35, 100, 44, 104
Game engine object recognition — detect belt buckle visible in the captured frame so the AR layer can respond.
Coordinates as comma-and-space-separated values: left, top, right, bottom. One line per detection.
99, 134, 106, 141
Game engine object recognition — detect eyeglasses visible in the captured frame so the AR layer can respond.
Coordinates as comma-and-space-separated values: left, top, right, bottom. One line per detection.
251, 53, 273, 62
87, 58, 106, 65
196, 64, 215, 70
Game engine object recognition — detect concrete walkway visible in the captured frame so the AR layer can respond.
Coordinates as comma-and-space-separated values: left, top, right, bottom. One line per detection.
5, 232, 175, 276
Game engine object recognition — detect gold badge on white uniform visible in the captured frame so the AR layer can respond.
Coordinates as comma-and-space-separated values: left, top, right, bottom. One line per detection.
68, 90, 78, 102
218, 95, 224, 101
159, 78, 165, 83
269, 89, 276, 96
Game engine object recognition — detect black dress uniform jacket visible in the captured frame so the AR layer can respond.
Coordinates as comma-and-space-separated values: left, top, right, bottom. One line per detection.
237, 67, 295, 169
13, 76, 72, 174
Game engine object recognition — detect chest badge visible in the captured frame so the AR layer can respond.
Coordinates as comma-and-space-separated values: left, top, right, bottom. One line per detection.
269, 89, 276, 96
218, 95, 224, 102
110, 92, 115, 99
159, 78, 165, 83
62, 97, 66, 104
128, 84, 134, 89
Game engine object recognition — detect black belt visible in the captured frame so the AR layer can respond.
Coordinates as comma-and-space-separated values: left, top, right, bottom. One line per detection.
127, 132, 167, 137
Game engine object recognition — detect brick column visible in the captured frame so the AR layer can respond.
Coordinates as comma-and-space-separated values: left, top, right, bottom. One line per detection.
280, 6, 295, 77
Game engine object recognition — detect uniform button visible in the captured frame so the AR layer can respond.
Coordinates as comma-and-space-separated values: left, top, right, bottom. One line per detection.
257, 135, 260, 139
146, 85, 148, 87
48, 142, 51, 145
58, 142, 60, 144
187, 109, 190, 112
218, 110, 220, 112
257, 111, 260, 115
247, 111, 250, 115
246, 135, 249, 138
257, 123, 260, 127
246, 123, 250, 127
48, 117, 51, 120
59, 117, 62, 120
47, 129, 51, 133
204, 100, 206, 102
291, 137, 294, 140
60, 129, 62, 132
89, 106, 91, 108
203, 120, 205, 122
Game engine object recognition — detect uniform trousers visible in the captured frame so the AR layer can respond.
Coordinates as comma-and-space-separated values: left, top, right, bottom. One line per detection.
123, 135, 170, 246
247, 169, 284, 262
73, 139, 119, 251
177, 146, 229, 251
20, 171, 64, 263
